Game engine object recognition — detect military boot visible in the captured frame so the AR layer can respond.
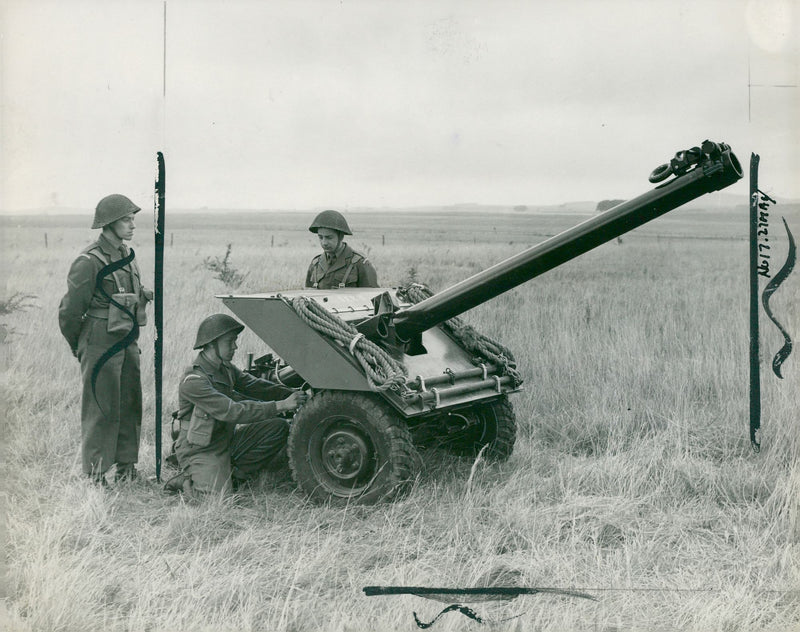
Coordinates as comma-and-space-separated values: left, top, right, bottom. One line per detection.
88, 472, 109, 487
115, 464, 139, 483
163, 471, 192, 495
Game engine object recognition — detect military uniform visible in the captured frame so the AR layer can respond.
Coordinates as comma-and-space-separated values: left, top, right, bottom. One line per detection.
58, 232, 149, 477
305, 243, 378, 289
174, 352, 293, 494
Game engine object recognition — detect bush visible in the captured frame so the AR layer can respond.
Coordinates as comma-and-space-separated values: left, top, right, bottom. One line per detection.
0, 292, 37, 315
203, 244, 248, 289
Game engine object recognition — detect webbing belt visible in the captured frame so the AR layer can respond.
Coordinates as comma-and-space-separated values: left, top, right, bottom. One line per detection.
85, 307, 110, 319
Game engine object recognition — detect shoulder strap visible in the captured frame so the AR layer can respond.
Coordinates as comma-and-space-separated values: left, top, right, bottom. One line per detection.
310, 254, 323, 288
129, 255, 142, 296
85, 245, 108, 264
86, 245, 133, 293
339, 252, 362, 288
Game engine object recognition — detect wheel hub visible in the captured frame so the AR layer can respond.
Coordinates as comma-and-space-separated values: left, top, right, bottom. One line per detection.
320, 429, 369, 480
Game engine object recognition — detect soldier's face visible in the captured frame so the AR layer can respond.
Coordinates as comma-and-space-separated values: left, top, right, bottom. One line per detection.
317, 228, 342, 254
108, 214, 136, 241
215, 333, 238, 363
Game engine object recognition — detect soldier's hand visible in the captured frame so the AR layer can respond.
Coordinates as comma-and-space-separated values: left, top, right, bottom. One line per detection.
282, 390, 308, 412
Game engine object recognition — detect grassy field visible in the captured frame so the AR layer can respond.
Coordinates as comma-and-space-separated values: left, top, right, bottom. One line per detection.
1, 205, 799, 631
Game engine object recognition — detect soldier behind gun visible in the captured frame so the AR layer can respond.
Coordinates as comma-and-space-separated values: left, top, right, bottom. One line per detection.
305, 210, 378, 289
58, 194, 153, 485
165, 314, 307, 496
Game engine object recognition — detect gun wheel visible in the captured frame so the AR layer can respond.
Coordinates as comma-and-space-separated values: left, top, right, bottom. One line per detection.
441, 396, 516, 462
288, 390, 419, 504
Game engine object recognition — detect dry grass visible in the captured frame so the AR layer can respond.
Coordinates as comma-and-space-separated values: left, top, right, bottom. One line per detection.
1, 207, 799, 631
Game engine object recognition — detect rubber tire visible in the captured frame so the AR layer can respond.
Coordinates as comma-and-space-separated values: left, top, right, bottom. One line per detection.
444, 396, 517, 462
288, 390, 419, 504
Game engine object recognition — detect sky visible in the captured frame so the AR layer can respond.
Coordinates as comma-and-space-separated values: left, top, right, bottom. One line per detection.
1, 0, 797, 213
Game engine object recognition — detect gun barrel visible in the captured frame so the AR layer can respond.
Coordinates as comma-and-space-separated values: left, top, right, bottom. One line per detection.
392, 142, 741, 338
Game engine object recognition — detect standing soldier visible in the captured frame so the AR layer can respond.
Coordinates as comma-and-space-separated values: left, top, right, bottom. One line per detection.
305, 210, 379, 289
166, 314, 307, 496
58, 194, 152, 485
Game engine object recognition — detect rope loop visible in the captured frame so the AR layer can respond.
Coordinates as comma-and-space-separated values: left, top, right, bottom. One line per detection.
398, 282, 523, 387
291, 296, 408, 393
349, 332, 365, 355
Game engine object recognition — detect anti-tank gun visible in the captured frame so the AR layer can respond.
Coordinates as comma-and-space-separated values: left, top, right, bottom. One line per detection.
221, 140, 742, 504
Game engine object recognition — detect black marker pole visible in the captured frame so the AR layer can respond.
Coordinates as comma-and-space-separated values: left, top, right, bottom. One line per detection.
155, 152, 166, 480
749, 153, 761, 452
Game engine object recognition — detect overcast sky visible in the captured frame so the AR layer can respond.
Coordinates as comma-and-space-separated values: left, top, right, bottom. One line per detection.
1, 0, 797, 212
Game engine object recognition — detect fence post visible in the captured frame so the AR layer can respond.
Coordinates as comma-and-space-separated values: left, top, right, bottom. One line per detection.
44, 233, 48, 248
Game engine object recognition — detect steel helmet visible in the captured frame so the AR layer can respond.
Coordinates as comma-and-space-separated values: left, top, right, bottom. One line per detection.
92, 194, 141, 229
308, 209, 352, 235
193, 314, 245, 349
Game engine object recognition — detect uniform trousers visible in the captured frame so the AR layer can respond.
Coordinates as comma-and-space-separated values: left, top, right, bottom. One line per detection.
77, 316, 141, 475
177, 418, 289, 494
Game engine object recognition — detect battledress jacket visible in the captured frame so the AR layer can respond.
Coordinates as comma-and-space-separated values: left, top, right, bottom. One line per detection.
175, 352, 293, 492
58, 233, 147, 355
305, 243, 378, 289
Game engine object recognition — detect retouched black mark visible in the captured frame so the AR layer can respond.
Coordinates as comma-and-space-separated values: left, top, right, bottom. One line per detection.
749, 162, 795, 450
748, 155, 761, 451
363, 585, 597, 628
154, 151, 166, 481
413, 604, 485, 628
761, 217, 795, 379
363, 585, 799, 627
91, 249, 140, 416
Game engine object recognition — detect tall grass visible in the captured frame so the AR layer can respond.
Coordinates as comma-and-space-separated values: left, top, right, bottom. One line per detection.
1, 207, 798, 631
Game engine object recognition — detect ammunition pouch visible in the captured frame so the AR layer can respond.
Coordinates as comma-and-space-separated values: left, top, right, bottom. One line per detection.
186, 407, 215, 447
137, 291, 149, 327
108, 293, 138, 335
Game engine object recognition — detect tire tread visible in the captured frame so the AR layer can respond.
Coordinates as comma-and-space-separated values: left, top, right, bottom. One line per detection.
288, 390, 418, 504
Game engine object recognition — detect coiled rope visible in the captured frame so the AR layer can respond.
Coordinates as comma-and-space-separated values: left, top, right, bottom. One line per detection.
291, 296, 408, 393
397, 283, 523, 386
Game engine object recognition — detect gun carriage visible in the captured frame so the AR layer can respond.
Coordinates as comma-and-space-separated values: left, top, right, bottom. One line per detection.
220, 141, 742, 503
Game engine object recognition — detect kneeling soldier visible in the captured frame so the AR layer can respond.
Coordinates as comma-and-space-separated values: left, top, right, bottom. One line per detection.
169, 314, 307, 495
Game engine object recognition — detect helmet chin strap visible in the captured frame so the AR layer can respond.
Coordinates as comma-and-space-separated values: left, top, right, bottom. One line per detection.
104, 223, 127, 242
202, 341, 225, 365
